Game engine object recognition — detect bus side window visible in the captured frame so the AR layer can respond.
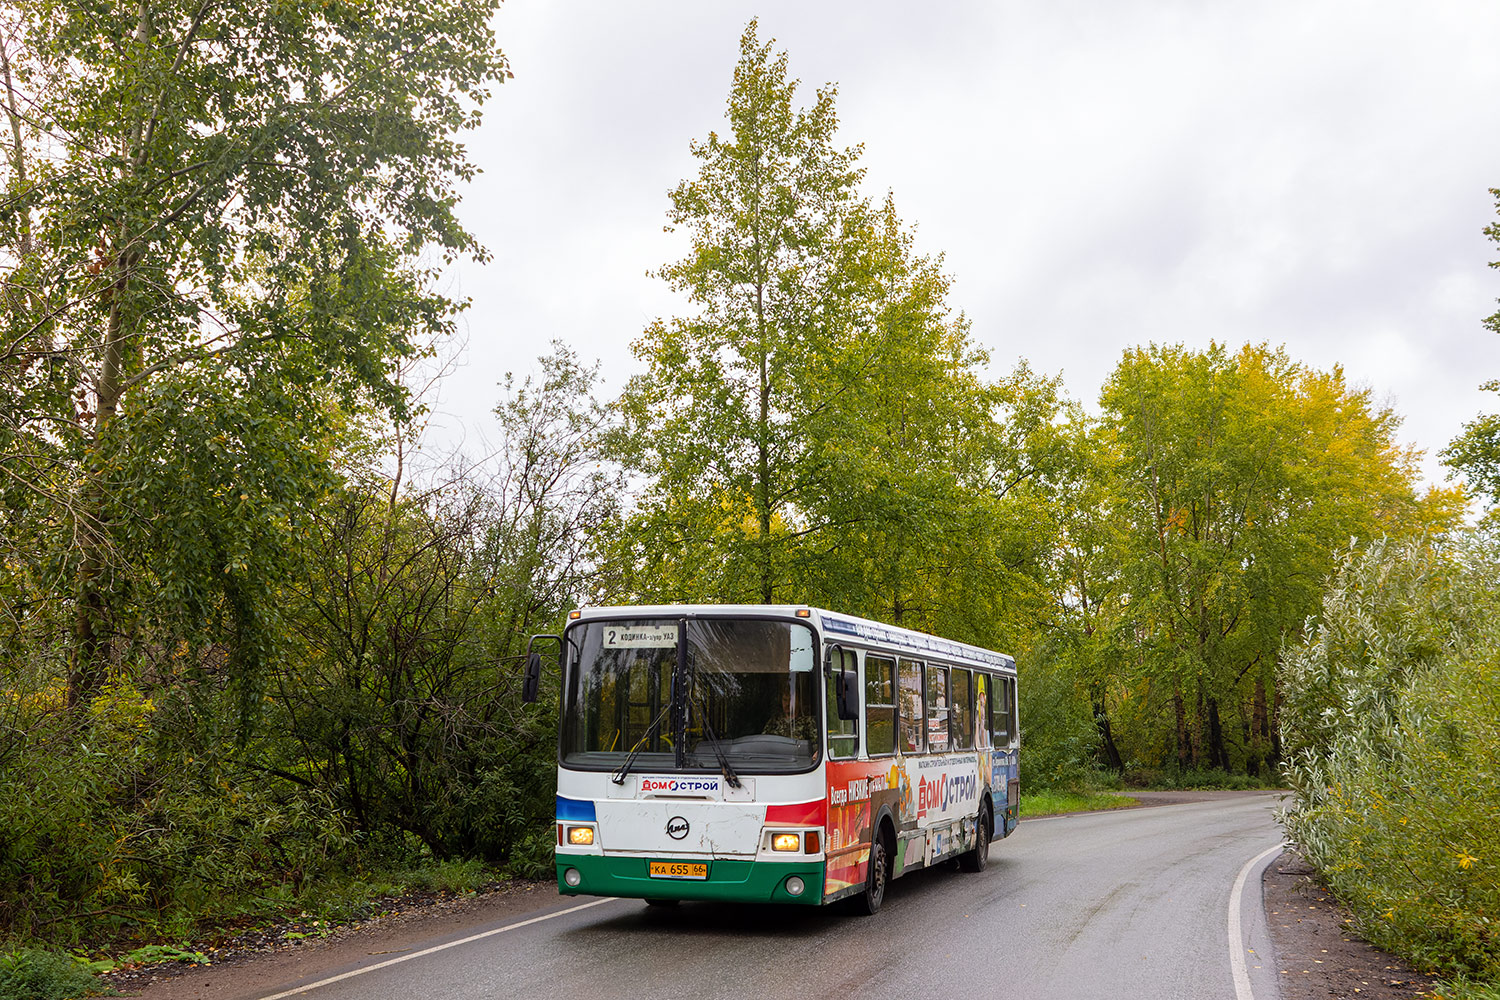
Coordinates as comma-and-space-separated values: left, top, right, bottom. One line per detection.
926, 664, 949, 753
951, 668, 972, 750
1007, 677, 1018, 746
865, 655, 896, 756
825, 648, 859, 760
994, 676, 1014, 746
898, 659, 925, 753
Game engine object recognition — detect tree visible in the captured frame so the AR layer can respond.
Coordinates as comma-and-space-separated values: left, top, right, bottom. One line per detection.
272, 346, 621, 862
1440, 188, 1500, 508
1096, 342, 1458, 774
615, 22, 1070, 653
0, 1, 508, 703
615, 20, 864, 604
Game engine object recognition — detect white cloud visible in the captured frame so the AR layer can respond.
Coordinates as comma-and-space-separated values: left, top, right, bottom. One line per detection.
427, 0, 1500, 489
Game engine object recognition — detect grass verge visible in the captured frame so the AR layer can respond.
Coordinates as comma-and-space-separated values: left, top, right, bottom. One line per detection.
1021, 789, 1138, 817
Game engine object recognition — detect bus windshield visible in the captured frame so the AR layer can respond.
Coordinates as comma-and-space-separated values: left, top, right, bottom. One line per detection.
560, 617, 820, 773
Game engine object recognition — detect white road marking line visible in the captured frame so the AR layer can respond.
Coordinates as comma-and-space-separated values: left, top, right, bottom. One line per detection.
1229, 842, 1286, 1000
256, 897, 618, 1000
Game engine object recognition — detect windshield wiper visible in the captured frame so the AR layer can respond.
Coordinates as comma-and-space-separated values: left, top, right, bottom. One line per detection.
687, 685, 742, 789
610, 700, 674, 785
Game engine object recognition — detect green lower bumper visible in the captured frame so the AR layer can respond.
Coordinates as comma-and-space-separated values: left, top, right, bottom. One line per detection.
556, 854, 824, 905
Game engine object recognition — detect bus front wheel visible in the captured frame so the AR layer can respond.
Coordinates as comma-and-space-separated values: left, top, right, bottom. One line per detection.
851, 831, 890, 916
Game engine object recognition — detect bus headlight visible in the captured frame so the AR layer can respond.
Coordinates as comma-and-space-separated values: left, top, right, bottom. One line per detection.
785, 876, 805, 896
772, 832, 800, 852
566, 825, 595, 846
564, 868, 582, 887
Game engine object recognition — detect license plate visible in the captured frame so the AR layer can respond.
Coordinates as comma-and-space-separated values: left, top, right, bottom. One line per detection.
649, 861, 707, 880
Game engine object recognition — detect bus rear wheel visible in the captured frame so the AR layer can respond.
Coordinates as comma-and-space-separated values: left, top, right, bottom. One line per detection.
959, 805, 991, 873
850, 831, 890, 916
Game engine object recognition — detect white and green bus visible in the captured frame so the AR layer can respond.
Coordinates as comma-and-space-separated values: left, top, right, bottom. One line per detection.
525, 604, 1019, 914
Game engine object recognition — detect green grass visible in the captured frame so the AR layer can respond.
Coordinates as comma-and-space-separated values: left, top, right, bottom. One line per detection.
1020, 789, 1138, 817
235, 857, 504, 928
1431, 976, 1500, 1000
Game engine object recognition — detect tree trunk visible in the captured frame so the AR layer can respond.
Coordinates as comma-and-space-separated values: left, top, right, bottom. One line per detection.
1205, 695, 1230, 771
69, 238, 135, 707
1094, 700, 1125, 772
1173, 689, 1191, 771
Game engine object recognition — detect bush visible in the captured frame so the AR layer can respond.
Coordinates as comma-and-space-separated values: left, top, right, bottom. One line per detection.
1281, 537, 1500, 983
1121, 767, 1269, 790
1017, 648, 1100, 792
0, 949, 98, 1000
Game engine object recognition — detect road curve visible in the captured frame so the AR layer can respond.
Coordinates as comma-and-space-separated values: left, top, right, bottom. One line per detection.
249, 792, 1284, 1000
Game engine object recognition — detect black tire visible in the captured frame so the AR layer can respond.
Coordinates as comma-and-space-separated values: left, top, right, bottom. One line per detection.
850, 831, 890, 915
959, 805, 991, 873
644, 897, 680, 907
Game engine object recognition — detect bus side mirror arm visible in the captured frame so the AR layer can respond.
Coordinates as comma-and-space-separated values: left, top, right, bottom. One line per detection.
522, 633, 562, 704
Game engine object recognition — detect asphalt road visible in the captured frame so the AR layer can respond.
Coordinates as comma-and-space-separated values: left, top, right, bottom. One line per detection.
253, 792, 1284, 1000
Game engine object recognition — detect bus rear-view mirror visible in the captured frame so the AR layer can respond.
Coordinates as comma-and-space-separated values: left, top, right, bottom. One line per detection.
522, 650, 542, 703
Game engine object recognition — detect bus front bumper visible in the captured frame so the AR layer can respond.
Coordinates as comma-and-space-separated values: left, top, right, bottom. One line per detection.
556, 855, 824, 905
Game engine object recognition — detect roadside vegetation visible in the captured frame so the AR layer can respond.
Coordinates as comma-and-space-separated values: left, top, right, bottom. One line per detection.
1, 8, 1496, 999
1280, 538, 1500, 994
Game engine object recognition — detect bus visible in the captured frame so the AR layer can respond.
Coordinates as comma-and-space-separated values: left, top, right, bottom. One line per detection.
525, 604, 1019, 914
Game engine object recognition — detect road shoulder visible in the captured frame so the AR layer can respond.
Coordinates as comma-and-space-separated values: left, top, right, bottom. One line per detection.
106, 880, 569, 1000
1262, 849, 1440, 999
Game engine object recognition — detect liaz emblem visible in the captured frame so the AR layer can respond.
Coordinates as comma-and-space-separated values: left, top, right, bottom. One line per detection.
665, 816, 690, 840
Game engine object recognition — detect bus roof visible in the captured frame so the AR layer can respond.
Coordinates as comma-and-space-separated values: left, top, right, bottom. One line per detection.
570, 604, 1016, 674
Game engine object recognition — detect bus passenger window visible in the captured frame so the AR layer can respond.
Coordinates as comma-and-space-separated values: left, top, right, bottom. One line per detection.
825, 648, 858, 760
951, 668, 972, 750
993, 676, 1014, 745
974, 673, 991, 749
926, 665, 948, 753
1006, 677, 1018, 745
898, 659, 924, 753
865, 655, 896, 756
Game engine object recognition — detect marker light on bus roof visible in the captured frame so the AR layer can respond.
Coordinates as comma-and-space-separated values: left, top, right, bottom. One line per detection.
772, 833, 800, 852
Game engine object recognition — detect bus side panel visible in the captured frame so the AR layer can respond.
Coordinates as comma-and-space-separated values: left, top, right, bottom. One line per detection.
991, 747, 1020, 836
823, 759, 901, 898
912, 753, 982, 863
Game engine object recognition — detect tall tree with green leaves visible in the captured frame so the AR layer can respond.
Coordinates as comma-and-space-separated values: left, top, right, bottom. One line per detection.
0, 2, 508, 703
617, 19, 868, 604
616, 22, 1070, 651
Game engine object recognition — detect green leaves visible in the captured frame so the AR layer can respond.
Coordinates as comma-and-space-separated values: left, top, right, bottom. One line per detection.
0, 0, 508, 702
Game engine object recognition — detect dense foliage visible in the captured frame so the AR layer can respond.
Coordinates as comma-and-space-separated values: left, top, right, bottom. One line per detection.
1280, 538, 1500, 981
0, 15, 1492, 999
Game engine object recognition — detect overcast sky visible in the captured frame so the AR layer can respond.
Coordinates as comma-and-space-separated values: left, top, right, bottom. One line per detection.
430, 1, 1500, 490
